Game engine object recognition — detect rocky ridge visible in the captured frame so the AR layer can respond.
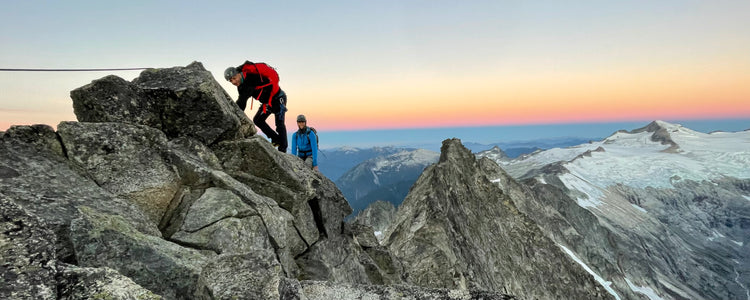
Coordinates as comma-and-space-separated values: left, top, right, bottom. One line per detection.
383, 138, 617, 300
0, 62, 512, 299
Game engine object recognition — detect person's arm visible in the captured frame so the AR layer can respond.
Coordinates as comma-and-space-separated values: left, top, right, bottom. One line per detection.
236, 80, 252, 110
236, 95, 250, 110
291, 132, 298, 156
311, 131, 318, 168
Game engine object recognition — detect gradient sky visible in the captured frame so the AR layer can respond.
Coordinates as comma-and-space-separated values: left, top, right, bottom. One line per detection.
2, 1, 749, 132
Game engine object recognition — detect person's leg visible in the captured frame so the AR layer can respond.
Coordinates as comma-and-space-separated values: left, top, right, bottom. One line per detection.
253, 107, 279, 144
273, 92, 288, 152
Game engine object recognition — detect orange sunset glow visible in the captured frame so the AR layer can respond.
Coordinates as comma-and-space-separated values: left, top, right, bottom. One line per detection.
286, 56, 750, 131
2, 2, 749, 133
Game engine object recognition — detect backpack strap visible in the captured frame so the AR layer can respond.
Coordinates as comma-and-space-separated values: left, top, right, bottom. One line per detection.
253, 63, 272, 113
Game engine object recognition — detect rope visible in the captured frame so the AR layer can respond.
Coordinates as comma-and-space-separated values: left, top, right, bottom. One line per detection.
0, 67, 150, 72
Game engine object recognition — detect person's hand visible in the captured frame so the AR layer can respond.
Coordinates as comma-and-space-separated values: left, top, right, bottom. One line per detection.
313, 166, 319, 172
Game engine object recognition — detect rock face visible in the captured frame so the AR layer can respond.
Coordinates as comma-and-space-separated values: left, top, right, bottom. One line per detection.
0, 197, 58, 300
298, 281, 515, 300
354, 200, 398, 240
0, 63, 512, 299
56, 264, 161, 300
57, 121, 181, 224
383, 139, 615, 300
70, 62, 256, 145
0, 124, 161, 264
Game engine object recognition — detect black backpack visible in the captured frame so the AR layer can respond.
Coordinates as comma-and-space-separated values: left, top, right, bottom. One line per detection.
305, 127, 319, 147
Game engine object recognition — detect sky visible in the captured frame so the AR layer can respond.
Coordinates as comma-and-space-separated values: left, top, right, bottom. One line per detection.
1, 1, 750, 134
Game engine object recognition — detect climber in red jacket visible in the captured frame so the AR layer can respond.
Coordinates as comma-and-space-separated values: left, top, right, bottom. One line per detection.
225, 61, 287, 152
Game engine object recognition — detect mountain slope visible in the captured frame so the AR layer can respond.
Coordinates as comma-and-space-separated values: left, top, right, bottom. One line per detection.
317, 146, 408, 181
383, 138, 615, 300
336, 149, 439, 214
482, 120, 750, 300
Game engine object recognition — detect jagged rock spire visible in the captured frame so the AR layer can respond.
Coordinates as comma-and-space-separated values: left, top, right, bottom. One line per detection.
384, 138, 615, 300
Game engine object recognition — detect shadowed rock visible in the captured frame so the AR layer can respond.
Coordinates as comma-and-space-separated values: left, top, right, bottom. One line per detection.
57, 121, 181, 225
169, 187, 272, 255
299, 281, 516, 300
70, 206, 208, 299
194, 251, 284, 299
354, 200, 398, 241
56, 264, 161, 300
0, 125, 161, 263
0, 197, 58, 300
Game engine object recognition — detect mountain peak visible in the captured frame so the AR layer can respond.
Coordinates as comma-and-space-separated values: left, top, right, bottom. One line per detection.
477, 146, 510, 161
386, 138, 615, 300
630, 120, 681, 134
618, 120, 680, 150
438, 138, 475, 164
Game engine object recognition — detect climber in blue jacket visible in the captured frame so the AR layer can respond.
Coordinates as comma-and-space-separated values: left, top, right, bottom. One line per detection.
291, 114, 318, 171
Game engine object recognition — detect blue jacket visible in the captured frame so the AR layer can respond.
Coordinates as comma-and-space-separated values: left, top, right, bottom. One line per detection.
291, 128, 318, 167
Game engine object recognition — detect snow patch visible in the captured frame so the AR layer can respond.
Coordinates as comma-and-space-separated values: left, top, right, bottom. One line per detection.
708, 230, 726, 241
368, 149, 438, 173
558, 173, 604, 208
732, 240, 744, 247
370, 168, 381, 186
338, 146, 360, 152
558, 244, 621, 300
744, 195, 750, 202
631, 204, 647, 213
625, 278, 664, 300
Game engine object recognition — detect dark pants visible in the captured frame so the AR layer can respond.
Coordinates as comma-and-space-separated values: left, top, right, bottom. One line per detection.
299, 154, 313, 168
253, 90, 288, 152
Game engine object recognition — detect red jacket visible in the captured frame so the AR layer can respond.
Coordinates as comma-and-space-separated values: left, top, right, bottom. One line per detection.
235, 61, 280, 111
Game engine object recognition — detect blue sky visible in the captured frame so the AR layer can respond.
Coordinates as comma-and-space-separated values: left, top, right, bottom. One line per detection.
2, 1, 749, 135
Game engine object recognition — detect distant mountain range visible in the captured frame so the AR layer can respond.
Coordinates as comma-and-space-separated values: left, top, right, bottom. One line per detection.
462, 136, 599, 157
353, 120, 749, 299
317, 146, 409, 182
325, 136, 594, 214
331, 120, 749, 298
320, 136, 596, 182
335, 149, 439, 215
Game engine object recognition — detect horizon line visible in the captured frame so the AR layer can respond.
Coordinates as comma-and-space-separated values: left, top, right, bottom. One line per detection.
322, 117, 750, 133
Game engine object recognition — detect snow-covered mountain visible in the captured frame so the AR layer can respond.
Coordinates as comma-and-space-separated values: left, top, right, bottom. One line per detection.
497, 120, 749, 190
476, 146, 510, 162
317, 146, 409, 181
464, 136, 598, 158
479, 120, 750, 300
336, 149, 439, 215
